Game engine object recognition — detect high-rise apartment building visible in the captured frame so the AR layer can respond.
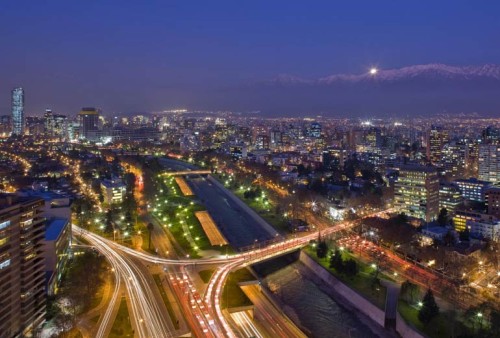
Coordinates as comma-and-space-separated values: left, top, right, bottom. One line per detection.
0, 194, 46, 337
11, 87, 25, 136
478, 144, 500, 183
394, 165, 440, 222
78, 107, 100, 140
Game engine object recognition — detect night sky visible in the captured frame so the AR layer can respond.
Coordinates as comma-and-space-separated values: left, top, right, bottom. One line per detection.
1, 1, 500, 116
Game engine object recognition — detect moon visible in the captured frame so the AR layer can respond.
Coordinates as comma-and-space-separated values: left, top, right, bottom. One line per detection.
370, 67, 378, 75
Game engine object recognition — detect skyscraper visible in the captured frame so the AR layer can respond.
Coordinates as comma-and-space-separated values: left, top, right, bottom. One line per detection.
11, 87, 25, 136
394, 165, 440, 223
427, 125, 449, 164
78, 107, 100, 140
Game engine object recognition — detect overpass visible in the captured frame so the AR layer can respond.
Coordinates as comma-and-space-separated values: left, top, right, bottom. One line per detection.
162, 170, 211, 176
72, 208, 393, 338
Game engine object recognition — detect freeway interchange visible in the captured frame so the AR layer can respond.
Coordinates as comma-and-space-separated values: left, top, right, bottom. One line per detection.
73, 204, 391, 338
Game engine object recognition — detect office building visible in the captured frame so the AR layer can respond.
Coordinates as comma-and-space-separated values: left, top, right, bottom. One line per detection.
482, 126, 500, 145
394, 165, 440, 222
11, 87, 25, 136
478, 144, 500, 183
0, 194, 46, 337
441, 141, 468, 178
439, 183, 463, 215
78, 107, 100, 140
101, 179, 126, 204
322, 148, 348, 170
486, 186, 500, 218
453, 210, 482, 232
455, 178, 492, 202
44, 110, 67, 138
427, 126, 449, 164
467, 216, 500, 242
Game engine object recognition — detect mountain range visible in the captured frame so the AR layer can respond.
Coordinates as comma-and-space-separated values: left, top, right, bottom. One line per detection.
223, 63, 500, 116
267, 64, 500, 85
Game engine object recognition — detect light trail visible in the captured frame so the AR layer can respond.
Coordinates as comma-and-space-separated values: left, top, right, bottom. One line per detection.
77, 227, 175, 338
73, 208, 393, 338
95, 258, 121, 338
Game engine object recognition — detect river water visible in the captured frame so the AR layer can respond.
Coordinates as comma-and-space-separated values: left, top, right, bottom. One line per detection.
263, 262, 377, 338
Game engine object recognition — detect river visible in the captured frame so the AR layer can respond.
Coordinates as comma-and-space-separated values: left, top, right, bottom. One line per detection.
263, 262, 378, 338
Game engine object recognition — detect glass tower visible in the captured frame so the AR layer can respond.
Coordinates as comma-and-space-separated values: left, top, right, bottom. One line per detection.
11, 87, 24, 135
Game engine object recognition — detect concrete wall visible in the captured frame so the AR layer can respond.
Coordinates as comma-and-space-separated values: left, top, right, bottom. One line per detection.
207, 176, 279, 238
299, 251, 386, 326
396, 313, 426, 338
299, 251, 425, 338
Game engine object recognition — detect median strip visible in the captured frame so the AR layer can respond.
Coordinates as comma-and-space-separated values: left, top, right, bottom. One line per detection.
195, 211, 228, 246
175, 177, 194, 196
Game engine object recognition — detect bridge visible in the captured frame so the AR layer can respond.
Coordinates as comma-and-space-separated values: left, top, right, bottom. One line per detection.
73, 208, 392, 338
161, 170, 211, 176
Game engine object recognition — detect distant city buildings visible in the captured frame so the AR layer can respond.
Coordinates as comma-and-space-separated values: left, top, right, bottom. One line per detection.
11, 87, 25, 135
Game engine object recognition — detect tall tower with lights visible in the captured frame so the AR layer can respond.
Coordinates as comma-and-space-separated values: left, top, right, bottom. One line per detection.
11, 87, 25, 135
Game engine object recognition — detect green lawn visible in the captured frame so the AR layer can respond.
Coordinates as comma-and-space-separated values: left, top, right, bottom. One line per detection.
398, 300, 459, 338
109, 298, 133, 338
152, 274, 179, 329
153, 176, 232, 257
230, 185, 289, 233
222, 268, 255, 309
304, 247, 387, 309
198, 269, 215, 283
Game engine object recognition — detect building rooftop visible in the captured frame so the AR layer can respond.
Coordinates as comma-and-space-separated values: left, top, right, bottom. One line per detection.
399, 164, 437, 173
17, 188, 71, 201
422, 225, 450, 235
101, 179, 126, 188
45, 218, 68, 241
454, 178, 492, 185
0, 194, 44, 210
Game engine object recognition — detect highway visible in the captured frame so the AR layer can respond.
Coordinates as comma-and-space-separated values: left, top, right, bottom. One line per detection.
76, 226, 176, 338
240, 284, 307, 338
72, 205, 394, 338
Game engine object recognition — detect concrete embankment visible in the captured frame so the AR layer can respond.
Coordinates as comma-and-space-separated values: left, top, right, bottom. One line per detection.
206, 175, 279, 238
299, 251, 425, 338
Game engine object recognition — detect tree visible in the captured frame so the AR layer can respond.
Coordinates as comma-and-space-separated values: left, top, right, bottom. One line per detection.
147, 222, 154, 250
442, 230, 456, 246
329, 249, 344, 271
344, 259, 358, 277
418, 289, 440, 323
438, 208, 448, 226
400, 280, 419, 303
395, 212, 408, 224
459, 228, 470, 242
490, 310, 500, 337
104, 210, 114, 234
316, 241, 328, 259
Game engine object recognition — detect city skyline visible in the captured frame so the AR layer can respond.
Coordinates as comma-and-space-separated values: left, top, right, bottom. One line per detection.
1, 2, 500, 338
2, 1, 500, 116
